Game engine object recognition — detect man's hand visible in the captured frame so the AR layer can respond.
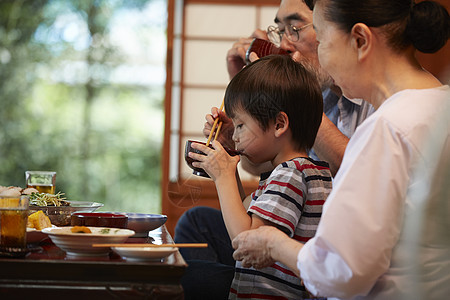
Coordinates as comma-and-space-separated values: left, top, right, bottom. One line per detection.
226, 29, 268, 79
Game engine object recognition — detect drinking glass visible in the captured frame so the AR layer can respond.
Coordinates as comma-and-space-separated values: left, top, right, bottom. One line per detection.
25, 171, 56, 194
0, 195, 29, 249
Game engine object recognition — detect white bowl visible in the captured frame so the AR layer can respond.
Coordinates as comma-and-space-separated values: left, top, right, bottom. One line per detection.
103, 212, 167, 237
112, 246, 178, 261
26, 225, 57, 244
42, 226, 135, 257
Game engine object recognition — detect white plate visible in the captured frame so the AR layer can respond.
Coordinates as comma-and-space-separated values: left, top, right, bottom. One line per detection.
26, 225, 56, 244
112, 246, 178, 261
42, 226, 135, 257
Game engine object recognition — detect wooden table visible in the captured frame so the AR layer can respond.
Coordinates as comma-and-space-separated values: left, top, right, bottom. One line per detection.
0, 225, 186, 299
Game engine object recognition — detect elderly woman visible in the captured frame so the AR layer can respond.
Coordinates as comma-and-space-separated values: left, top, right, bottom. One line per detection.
232, 0, 450, 299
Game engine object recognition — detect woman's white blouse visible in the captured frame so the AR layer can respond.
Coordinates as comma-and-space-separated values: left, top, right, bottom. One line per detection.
297, 86, 450, 299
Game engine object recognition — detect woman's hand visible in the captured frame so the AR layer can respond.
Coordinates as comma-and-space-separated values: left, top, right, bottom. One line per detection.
189, 140, 240, 182
231, 226, 277, 269
203, 107, 235, 149
232, 226, 302, 276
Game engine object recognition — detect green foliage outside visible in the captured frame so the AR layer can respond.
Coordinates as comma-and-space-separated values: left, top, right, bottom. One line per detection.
0, 0, 166, 213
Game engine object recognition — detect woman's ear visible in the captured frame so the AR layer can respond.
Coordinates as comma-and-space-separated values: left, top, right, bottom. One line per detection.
274, 112, 289, 137
351, 23, 372, 62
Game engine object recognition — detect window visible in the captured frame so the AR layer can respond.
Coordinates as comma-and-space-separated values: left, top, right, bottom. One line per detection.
162, 0, 280, 233
0, 0, 166, 214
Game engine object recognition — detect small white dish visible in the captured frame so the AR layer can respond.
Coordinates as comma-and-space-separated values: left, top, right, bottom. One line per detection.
42, 226, 135, 257
112, 246, 178, 261
26, 225, 57, 244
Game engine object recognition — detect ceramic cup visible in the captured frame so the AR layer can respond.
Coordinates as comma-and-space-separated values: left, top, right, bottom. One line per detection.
184, 140, 241, 178
245, 38, 289, 64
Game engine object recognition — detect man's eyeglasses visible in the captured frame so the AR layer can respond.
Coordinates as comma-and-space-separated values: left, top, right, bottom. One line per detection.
267, 23, 312, 46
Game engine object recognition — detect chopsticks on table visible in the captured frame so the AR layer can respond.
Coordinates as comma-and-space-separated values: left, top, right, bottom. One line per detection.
92, 243, 208, 248
206, 100, 224, 146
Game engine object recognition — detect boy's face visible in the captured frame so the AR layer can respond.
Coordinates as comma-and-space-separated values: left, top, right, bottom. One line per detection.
231, 108, 277, 164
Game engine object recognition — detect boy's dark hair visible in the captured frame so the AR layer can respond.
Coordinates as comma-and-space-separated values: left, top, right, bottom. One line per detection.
224, 55, 323, 152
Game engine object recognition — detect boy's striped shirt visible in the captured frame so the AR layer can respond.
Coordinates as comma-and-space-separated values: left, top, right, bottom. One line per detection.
229, 157, 332, 300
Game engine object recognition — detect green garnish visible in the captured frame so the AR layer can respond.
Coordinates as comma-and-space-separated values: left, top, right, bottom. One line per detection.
29, 191, 68, 207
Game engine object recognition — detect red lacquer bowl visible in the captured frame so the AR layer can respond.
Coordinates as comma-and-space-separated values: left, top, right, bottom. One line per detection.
71, 212, 128, 229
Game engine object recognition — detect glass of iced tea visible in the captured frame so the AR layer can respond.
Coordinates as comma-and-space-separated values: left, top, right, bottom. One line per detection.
25, 171, 56, 194
0, 195, 29, 249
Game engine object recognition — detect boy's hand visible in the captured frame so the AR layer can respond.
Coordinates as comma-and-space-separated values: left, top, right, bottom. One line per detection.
189, 140, 240, 181
203, 107, 235, 149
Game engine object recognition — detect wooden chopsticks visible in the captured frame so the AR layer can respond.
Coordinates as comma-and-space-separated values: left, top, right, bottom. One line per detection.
205, 100, 224, 146
92, 243, 208, 248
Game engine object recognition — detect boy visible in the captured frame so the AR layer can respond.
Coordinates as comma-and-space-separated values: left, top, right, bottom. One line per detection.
189, 55, 332, 299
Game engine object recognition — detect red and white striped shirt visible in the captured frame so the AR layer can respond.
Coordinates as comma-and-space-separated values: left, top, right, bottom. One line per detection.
230, 157, 332, 300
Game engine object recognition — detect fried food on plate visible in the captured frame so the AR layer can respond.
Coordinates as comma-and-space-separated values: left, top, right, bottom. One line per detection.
27, 210, 52, 230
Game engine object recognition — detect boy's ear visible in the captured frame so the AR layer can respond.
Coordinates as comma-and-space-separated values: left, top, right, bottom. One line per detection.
274, 112, 289, 137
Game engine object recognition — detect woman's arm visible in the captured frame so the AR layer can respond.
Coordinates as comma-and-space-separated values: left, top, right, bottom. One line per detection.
298, 117, 411, 298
